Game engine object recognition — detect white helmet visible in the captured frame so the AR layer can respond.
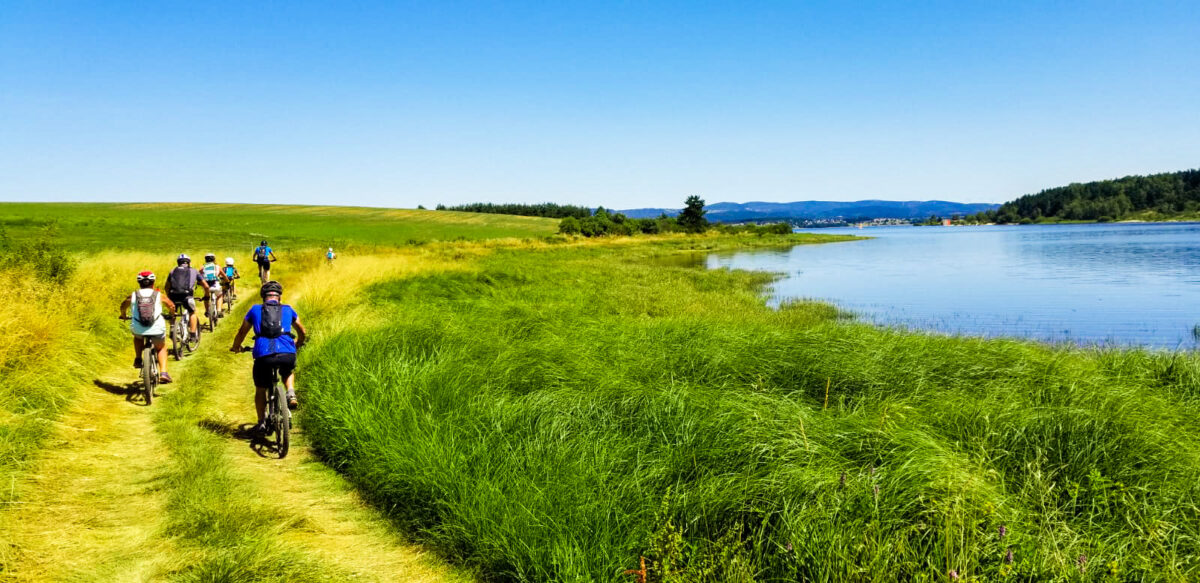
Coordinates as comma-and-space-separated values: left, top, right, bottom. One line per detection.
328, 247, 333, 252
225, 257, 235, 266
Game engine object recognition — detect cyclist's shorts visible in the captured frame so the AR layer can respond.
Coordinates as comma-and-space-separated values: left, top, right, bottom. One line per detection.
135, 332, 166, 343
257, 258, 272, 269
253, 353, 296, 388
168, 294, 196, 314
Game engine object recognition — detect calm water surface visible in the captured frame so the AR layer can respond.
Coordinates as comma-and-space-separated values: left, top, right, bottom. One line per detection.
707, 223, 1200, 349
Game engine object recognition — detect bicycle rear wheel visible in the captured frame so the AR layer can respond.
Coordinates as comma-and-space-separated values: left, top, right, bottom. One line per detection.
171, 321, 184, 360
141, 344, 156, 404
273, 384, 290, 458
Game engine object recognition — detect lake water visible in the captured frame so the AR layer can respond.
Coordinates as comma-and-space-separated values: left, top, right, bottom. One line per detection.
707, 223, 1200, 349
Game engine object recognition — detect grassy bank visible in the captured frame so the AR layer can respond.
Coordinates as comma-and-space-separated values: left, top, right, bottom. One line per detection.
300, 237, 1200, 581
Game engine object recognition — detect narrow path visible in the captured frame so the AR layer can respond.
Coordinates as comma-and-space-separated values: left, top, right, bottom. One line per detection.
197, 286, 470, 583
1, 347, 182, 581
2, 266, 468, 582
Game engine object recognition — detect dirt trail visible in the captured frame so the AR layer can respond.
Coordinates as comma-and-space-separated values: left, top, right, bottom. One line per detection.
1, 351, 179, 581
199, 288, 469, 583
3, 291, 467, 581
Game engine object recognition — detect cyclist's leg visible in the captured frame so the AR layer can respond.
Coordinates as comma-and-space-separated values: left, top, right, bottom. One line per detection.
153, 336, 168, 375
132, 335, 144, 366
187, 298, 198, 335
277, 353, 297, 405
251, 356, 275, 425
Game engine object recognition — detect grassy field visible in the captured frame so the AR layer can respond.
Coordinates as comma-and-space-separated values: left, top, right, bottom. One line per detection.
299, 238, 1200, 582
0, 202, 557, 252
4, 203, 1199, 581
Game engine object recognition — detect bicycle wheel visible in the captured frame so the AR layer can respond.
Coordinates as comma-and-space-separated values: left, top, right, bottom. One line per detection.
171, 321, 184, 360
273, 384, 290, 458
141, 344, 156, 404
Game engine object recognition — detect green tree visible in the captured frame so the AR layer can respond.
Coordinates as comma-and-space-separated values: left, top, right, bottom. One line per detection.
558, 216, 581, 235
678, 196, 709, 233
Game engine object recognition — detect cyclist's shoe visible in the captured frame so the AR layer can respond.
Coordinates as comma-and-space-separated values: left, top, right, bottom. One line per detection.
133, 357, 143, 369
250, 422, 268, 436
159, 372, 173, 384
287, 392, 298, 410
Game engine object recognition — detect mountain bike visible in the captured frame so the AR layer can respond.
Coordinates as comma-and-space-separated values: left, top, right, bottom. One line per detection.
170, 302, 200, 360
240, 347, 291, 458
205, 290, 219, 332
221, 278, 237, 316
120, 317, 157, 404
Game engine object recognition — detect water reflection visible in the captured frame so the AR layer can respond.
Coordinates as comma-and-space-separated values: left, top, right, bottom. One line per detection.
708, 223, 1200, 349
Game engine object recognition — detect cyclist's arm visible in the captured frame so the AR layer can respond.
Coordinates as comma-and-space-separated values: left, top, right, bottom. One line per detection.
198, 279, 211, 294
270, 251, 278, 261
119, 297, 131, 319
293, 316, 307, 346
230, 319, 253, 352
162, 295, 176, 312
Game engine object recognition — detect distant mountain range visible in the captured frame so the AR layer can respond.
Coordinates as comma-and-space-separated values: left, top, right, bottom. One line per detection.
620, 200, 999, 222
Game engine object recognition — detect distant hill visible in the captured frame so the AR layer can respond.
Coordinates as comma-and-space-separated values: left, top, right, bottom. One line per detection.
987, 169, 1200, 223
621, 200, 999, 222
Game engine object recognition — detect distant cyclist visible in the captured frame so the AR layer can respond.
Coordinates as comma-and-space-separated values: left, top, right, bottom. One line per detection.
201, 253, 223, 316
252, 240, 277, 284
166, 254, 211, 342
119, 271, 176, 383
221, 257, 241, 299
326, 247, 336, 264
229, 281, 308, 435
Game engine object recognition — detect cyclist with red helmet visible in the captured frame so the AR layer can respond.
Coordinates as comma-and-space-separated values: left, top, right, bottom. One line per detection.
119, 271, 177, 383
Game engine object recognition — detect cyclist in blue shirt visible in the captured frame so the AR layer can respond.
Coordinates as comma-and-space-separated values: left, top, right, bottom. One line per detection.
229, 281, 308, 435
252, 240, 277, 284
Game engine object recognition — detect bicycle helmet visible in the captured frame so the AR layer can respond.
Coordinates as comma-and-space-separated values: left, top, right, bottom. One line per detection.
260, 280, 283, 299
137, 271, 156, 286
260, 240, 268, 246
205, 253, 215, 262
177, 253, 191, 265
225, 257, 235, 266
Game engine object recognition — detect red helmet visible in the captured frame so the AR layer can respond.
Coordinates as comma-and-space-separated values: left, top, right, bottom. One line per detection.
137, 271, 156, 285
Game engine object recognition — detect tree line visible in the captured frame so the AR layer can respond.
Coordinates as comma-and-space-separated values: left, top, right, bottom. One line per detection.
963, 169, 1200, 224
435, 202, 592, 219
556, 196, 792, 237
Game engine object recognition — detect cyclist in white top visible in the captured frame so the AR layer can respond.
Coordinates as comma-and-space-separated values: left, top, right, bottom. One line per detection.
119, 271, 177, 383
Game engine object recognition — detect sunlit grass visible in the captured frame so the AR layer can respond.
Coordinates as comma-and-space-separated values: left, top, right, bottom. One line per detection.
300, 239, 1200, 581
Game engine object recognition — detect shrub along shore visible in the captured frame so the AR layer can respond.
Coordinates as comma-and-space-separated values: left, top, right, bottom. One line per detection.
300, 234, 1200, 582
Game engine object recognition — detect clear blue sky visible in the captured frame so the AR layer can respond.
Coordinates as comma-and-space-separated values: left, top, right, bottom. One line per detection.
2, 1, 1197, 208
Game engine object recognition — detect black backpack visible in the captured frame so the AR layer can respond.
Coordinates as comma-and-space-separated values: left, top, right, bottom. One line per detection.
167, 267, 192, 295
259, 303, 284, 339
135, 291, 158, 326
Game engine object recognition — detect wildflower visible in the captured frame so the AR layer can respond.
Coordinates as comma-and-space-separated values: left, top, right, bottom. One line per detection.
1005, 548, 1014, 564
998, 524, 1007, 539
873, 484, 880, 500
869, 466, 875, 477
785, 542, 794, 552
839, 472, 846, 488
948, 569, 960, 580
1077, 554, 1088, 572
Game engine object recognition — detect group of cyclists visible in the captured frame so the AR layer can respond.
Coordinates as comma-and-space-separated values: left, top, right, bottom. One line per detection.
118, 240, 309, 437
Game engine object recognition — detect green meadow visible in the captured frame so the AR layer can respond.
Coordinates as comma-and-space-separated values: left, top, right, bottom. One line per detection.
302, 238, 1200, 582
0, 202, 557, 252
3, 203, 1199, 581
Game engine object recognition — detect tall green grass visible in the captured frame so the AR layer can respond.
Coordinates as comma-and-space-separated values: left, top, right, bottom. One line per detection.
301, 242, 1200, 581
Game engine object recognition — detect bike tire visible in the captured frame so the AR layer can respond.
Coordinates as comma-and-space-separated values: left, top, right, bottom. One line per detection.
141, 345, 155, 405
274, 384, 290, 459
171, 322, 183, 360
